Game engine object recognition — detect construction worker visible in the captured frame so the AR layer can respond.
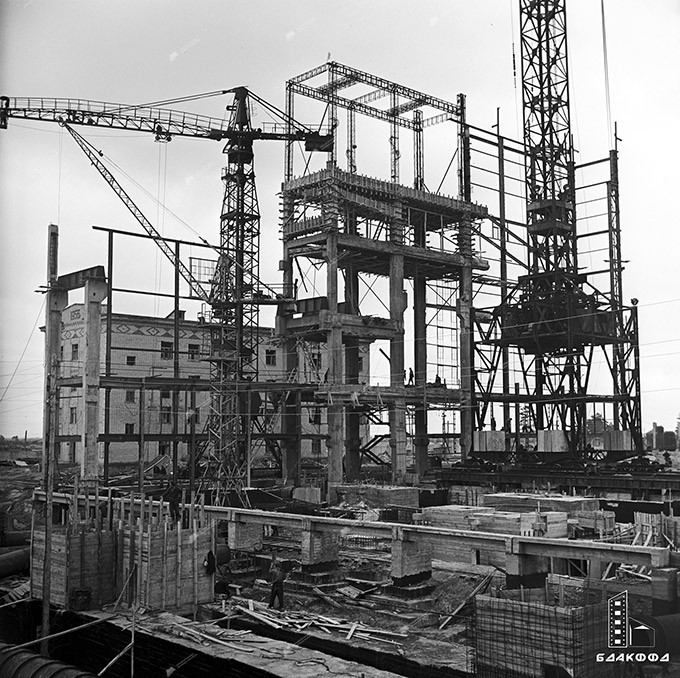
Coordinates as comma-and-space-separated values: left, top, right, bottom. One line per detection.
268, 559, 286, 610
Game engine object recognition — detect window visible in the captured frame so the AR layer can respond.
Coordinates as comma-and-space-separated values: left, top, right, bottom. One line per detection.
125, 423, 135, 435
311, 439, 321, 456
358, 356, 364, 372
188, 344, 200, 361
71, 343, 79, 361
160, 390, 170, 400
265, 349, 277, 366
60, 346, 64, 361
69, 407, 77, 424
126, 355, 136, 366
160, 341, 173, 360
161, 406, 172, 424
310, 352, 321, 371
194, 407, 200, 424
125, 390, 136, 403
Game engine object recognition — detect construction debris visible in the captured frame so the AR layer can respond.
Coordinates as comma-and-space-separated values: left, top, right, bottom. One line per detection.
233, 599, 408, 646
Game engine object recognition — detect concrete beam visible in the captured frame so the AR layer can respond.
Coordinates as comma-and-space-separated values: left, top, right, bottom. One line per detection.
207, 506, 669, 570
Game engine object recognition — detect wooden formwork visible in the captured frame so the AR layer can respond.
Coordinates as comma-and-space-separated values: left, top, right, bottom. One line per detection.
117, 497, 214, 616
31, 525, 118, 610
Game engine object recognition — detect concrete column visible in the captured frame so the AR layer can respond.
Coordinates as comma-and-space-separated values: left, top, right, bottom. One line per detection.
227, 518, 262, 551
326, 231, 344, 491
651, 567, 678, 616
301, 520, 339, 570
277, 209, 300, 486
389, 247, 407, 482
81, 278, 107, 483
391, 527, 432, 586
344, 231, 361, 480
505, 553, 550, 589
413, 268, 428, 477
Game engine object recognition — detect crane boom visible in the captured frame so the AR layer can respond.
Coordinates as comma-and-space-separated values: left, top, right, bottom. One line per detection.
62, 123, 211, 302
0, 94, 332, 148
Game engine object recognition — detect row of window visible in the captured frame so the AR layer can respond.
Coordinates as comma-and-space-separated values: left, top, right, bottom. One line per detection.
69, 407, 199, 426
64, 343, 364, 370
63, 342, 203, 364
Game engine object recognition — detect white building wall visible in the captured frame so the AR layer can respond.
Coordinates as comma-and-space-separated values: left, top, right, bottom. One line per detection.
58, 304, 371, 468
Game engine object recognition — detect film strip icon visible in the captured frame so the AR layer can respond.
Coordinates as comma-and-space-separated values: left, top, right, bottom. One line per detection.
608, 591, 628, 648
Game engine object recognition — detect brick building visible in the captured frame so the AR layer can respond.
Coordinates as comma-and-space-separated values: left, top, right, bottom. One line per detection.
57, 303, 369, 468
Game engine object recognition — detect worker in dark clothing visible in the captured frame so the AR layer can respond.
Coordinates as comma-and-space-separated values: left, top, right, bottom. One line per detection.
268, 561, 286, 610
165, 482, 182, 524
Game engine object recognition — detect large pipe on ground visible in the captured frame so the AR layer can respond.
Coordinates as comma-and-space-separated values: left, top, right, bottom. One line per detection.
638, 613, 680, 654
0, 547, 29, 578
0, 642, 97, 677
0, 531, 30, 547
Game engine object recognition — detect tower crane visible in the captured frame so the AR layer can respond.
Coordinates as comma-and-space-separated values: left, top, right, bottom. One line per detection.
1, 89, 333, 497
476, 0, 642, 459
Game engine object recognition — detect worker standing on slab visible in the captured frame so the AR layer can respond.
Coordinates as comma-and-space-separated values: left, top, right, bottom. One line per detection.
268, 559, 286, 610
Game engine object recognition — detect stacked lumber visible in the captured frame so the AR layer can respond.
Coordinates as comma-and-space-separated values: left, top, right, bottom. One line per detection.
418, 505, 568, 538
234, 600, 408, 647
333, 484, 419, 509
482, 492, 599, 514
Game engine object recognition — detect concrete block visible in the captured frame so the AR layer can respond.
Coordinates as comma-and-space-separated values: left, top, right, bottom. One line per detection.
293, 486, 323, 504
537, 429, 568, 452
391, 535, 432, 585
473, 430, 505, 452
300, 528, 339, 568
227, 521, 262, 551
652, 567, 678, 615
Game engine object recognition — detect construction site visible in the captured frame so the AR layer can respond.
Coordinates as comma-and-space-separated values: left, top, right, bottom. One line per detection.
1, 1, 679, 676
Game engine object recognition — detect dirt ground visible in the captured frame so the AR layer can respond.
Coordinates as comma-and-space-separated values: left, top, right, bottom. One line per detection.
0, 463, 42, 532
235, 559, 493, 673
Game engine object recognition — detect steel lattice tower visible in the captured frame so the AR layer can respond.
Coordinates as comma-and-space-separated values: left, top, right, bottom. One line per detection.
208, 87, 261, 494
484, 0, 643, 456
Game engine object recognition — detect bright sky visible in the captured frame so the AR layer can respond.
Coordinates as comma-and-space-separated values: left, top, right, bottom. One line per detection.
1, 0, 679, 438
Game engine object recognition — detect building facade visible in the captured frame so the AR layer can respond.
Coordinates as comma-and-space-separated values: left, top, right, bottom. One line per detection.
57, 304, 369, 469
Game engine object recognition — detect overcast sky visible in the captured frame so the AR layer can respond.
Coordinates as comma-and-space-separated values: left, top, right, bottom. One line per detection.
1, 0, 679, 438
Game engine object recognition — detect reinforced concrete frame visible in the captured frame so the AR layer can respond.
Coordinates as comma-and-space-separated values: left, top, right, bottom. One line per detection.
280, 63, 489, 488
280, 56, 642, 481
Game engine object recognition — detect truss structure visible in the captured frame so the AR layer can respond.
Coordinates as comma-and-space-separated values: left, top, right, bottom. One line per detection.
468, 0, 642, 460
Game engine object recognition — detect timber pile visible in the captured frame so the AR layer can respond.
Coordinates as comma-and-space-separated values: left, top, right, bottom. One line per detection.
482, 492, 599, 514
234, 600, 408, 647
333, 484, 419, 509
418, 505, 568, 537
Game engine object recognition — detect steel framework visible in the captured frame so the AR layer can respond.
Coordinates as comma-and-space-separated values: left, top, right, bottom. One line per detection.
469, 0, 642, 459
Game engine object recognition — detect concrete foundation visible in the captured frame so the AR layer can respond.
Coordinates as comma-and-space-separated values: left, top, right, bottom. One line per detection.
390, 527, 432, 586
227, 520, 262, 551
301, 526, 340, 569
